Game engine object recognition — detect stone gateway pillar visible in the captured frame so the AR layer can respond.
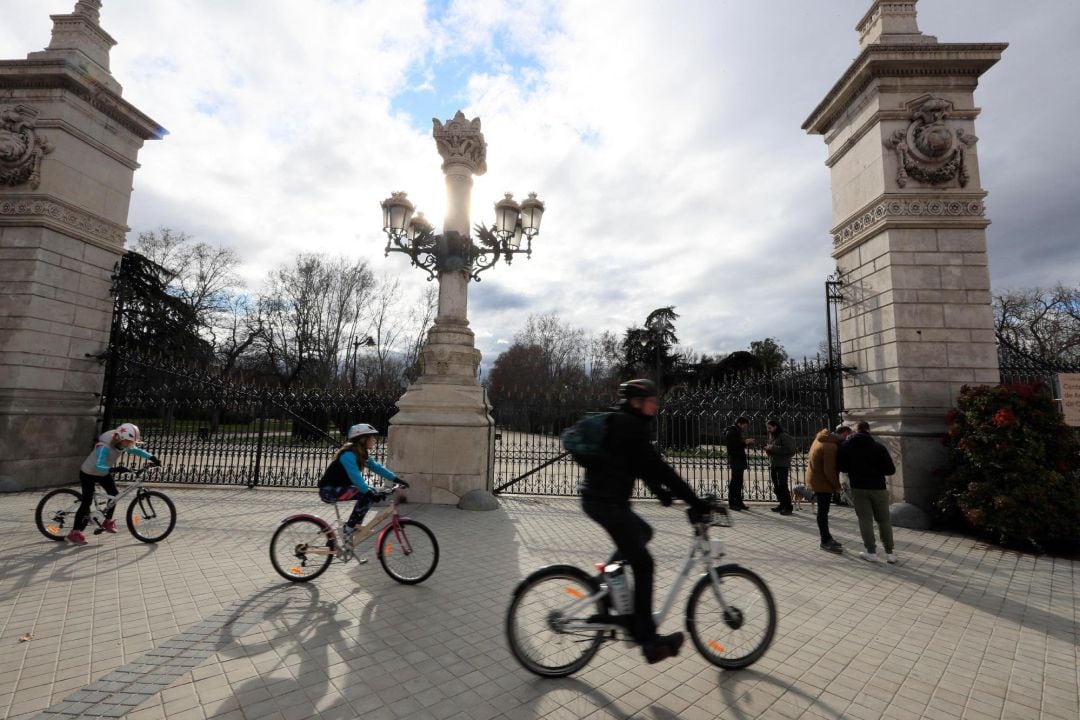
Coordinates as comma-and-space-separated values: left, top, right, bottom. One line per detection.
0, 1, 165, 491
803, 1, 1006, 524
386, 113, 495, 506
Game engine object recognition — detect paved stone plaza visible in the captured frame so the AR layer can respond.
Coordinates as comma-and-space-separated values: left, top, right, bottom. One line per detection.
0, 488, 1076, 720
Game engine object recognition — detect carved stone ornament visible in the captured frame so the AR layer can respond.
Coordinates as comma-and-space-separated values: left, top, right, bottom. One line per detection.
885, 95, 976, 188
832, 195, 985, 247
433, 111, 487, 176
0, 105, 54, 189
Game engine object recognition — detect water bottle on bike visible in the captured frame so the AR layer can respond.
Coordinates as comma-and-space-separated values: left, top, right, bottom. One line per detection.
603, 562, 633, 615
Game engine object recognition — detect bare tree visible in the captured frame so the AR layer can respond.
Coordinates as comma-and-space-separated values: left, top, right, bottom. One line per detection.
514, 312, 588, 384
994, 284, 1080, 363
257, 254, 375, 388
401, 285, 438, 383
133, 227, 241, 341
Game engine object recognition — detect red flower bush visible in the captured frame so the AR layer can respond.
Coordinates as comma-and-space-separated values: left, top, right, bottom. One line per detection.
936, 382, 1080, 551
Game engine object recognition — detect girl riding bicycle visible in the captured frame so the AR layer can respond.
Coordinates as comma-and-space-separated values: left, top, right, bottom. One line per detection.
318, 423, 399, 544
69, 423, 159, 545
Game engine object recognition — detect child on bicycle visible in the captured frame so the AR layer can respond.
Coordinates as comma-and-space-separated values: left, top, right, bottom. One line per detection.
69, 423, 160, 545
318, 423, 398, 544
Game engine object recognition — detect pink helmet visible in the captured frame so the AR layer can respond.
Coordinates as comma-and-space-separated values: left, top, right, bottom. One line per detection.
115, 423, 141, 443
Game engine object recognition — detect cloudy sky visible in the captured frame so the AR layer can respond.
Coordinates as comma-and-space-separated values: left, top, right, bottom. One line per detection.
3, 0, 1078, 371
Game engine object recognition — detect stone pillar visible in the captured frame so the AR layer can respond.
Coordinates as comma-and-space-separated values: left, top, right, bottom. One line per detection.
803, 1, 1006, 522
0, 1, 165, 491
387, 112, 495, 505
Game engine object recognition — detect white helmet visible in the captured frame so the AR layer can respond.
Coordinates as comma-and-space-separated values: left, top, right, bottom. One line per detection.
347, 423, 379, 441
115, 423, 141, 443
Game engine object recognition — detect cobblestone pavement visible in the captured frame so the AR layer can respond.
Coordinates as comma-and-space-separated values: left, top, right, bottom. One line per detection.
0, 487, 1076, 719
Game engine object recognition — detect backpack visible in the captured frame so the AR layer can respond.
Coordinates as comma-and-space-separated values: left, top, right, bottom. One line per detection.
561, 412, 612, 468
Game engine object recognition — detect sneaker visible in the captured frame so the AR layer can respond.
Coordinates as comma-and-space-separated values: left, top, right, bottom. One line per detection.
820, 539, 843, 554
859, 551, 880, 563
779, 508, 793, 516
770, 506, 782, 513
642, 632, 684, 664
65, 530, 88, 546
101, 519, 118, 534
885, 553, 898, 564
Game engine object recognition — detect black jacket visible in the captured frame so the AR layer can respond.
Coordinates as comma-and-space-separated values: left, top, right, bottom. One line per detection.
722, 425, 748, 469
580, 406, 699, 506
837, 432, 896, 490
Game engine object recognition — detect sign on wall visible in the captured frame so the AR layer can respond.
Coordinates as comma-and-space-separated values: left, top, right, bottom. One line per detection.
1060, 374, 1080, 427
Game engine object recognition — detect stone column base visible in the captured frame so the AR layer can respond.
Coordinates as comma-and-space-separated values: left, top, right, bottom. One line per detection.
0, 390, 98, 492
387, 382, 493, 505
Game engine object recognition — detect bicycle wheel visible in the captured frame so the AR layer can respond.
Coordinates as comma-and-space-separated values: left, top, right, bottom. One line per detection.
377, 519, 439, 585
270, 517, 334, 582
686, 565, 777, 669
126, 490, 177, 543
506, 565, 606, 678
35, 488, 82, 541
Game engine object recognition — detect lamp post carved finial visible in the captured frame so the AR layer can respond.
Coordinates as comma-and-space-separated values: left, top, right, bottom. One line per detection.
432, 111, 487, 176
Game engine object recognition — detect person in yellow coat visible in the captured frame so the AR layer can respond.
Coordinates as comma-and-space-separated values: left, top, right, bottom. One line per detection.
805, 425, 852, 553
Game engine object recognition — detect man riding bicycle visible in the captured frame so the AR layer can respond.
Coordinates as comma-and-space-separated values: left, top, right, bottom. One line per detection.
579, 379, 711, 664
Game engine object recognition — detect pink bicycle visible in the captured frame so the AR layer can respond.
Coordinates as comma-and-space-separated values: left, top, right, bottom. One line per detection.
269, 479, 438, 584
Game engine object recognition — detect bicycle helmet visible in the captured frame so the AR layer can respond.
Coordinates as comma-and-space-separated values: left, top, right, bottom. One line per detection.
115, 423, 141, 443
347, 423, 379, 441
618, 378, 658, 400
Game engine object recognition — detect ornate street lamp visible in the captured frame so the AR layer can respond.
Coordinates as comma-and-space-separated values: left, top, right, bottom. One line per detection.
381, 190, 544, 282
375, 111, 546, 506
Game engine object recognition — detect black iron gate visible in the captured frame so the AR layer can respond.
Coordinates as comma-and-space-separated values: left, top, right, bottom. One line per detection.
490, 358, 843, 499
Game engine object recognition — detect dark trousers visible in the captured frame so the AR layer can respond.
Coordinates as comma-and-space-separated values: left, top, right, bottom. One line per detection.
770, 467, 792, 511
582, 499, 656, 643
815, 491, 834, 542
74, 471, 118, 532
727, 465, 746, 508
319, 486, 373, 527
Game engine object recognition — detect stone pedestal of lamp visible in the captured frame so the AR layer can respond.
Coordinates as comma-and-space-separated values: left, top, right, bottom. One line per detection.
387, 113, 496, 507
803, 1, 1006, 527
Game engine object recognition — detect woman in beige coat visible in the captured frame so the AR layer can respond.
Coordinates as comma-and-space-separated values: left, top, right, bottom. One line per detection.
805, 426, 851, 553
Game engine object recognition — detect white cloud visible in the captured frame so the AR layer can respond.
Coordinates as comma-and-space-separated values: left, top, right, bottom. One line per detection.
2, 0, 1077, 373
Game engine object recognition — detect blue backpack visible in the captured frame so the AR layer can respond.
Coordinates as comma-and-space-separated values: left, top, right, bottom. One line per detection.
561, 412, 612, 468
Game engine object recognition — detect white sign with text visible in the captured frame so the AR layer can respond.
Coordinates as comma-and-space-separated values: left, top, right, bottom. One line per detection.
1060, 373, 1080, 427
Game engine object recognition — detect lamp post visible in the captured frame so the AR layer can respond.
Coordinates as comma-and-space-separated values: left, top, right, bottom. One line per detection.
349, 335, 376, 389
378, 111, 545, 506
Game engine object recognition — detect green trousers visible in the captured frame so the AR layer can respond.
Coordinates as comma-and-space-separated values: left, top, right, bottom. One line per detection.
851, 488, 893, 554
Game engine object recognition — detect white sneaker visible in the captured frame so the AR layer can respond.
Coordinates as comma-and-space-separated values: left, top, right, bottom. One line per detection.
885, 553, 898, 564
859, 551, 880, 563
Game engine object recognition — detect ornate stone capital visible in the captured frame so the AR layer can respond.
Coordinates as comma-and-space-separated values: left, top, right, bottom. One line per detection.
886, 95, 977, 188
433, 111, 487, 176
831, 192, 987, 253
0, 105, 54, 189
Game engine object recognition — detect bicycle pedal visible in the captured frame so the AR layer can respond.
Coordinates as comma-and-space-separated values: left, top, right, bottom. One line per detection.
92, 528, 104, 535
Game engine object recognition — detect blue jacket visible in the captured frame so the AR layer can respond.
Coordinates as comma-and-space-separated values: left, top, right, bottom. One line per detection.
319, 449, 396, 493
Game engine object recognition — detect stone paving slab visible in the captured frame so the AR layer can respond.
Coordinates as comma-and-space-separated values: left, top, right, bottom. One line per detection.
0, 487, 1076, 719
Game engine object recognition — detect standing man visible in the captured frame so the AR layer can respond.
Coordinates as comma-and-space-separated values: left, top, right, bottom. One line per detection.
764, 419, 796, 515
805, 425, 852, 553
837, 421, 898, 564
579, 379, 711, 664
722, 416, 754, 511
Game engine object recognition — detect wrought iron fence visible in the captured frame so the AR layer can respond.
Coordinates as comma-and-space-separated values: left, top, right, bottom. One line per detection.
101, 349, 400, 487
997, 333, 1079, 398
491, 359, 840, 499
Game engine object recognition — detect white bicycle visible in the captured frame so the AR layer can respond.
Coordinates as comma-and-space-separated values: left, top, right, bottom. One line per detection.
35, 467, 176, 543
506, 497, 777, 677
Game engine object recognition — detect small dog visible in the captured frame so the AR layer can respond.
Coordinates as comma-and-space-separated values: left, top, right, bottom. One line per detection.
791, 483, 816, 510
